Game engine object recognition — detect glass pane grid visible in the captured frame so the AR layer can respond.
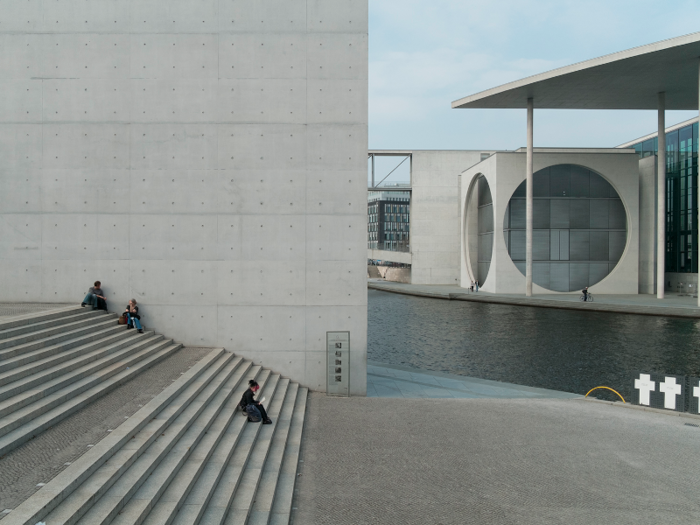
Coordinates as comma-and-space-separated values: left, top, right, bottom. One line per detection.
504, 164, 627, 291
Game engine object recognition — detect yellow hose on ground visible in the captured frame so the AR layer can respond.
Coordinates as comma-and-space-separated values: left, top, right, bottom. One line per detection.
584, 386, 626, 403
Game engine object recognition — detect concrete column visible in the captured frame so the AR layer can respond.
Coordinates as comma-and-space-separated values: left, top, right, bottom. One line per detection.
657, 92, 666, 299
526, 98, 534, 296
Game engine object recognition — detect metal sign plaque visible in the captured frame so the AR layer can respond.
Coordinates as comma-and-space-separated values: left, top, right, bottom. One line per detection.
326, 331, 350, 397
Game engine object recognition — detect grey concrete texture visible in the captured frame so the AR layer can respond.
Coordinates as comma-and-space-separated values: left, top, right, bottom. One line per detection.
367, 362, 580, 400
368, 280, 700, 319
0, 0, 370, 395
293, 393, 700, 525
0, 301, 189, 457
8, 354, 306, 525
460, 150, 641, 295
0, 346, 212, 519
411, 150, 490, 286
637, 156, 657, 295
0, 303, 73, 318
2, 347, 229, 525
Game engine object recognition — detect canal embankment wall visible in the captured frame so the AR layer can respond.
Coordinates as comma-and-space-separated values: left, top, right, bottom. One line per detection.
368, 280, 700, 319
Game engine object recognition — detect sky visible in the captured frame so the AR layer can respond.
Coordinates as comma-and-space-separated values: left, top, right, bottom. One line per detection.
368, 0, 700, 154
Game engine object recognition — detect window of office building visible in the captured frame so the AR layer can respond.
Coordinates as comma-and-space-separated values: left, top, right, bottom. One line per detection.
503, 164, 627, 292
630, 121, 698, 273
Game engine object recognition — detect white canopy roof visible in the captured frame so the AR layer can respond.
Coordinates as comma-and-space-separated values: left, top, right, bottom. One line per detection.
452, 32, 700, 111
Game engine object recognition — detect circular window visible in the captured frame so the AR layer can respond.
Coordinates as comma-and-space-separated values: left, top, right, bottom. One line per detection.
503, 164, 627, 292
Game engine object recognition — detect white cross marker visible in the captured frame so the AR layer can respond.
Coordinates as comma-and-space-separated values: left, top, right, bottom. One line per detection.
659, 376, 681, 410
693, 380, 700, 414
634, 374, 655, 406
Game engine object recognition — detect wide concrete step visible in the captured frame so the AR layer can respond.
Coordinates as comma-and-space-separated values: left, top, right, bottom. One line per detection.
0, 332, 164, 418
109, 369, 275, 525
0, 311, 113, 351
266, 387, 308, 525
247, 383, 302, 525
0, 335, 174, 437
0, 316, 120, 367
0, 309, 102, 341
76, 359, 258, 525
1, 348, 228, 525
209, 377, 292, 525
1, 345, 308, 525
0, 305, 84, 332
139, 373, 283, 525
0, 340, 183, 457
37, 351, 238, 525
0, 327, 139, 391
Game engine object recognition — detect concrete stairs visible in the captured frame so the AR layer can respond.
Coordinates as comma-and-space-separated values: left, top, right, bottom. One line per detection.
0, 306, 183, 457
3, 346, 308, 525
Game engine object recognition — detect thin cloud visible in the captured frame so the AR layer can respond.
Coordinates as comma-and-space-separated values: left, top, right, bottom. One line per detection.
368, 0, 700, 149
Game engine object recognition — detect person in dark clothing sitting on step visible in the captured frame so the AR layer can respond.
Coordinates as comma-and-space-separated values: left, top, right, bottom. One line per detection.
81, 281, 107, 311
239, 380, 272, 424
124, 299, 144, 333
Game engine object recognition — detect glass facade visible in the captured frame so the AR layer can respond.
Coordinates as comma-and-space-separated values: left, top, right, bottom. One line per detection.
367, 193, 410, 252
628, 121, 699, 273
503, 164, 627, 292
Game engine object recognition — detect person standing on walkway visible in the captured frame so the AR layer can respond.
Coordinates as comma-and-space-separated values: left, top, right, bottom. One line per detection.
82, 281, 107, 310
239, 380, 272, 424
582, 286, 589, 302
125, 299, 144, 333
475, 280, 479, 292
470, 280, 474, 292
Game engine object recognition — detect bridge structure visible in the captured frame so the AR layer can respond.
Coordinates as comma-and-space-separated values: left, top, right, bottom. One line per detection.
367, 151, 413, 266
367, 149, 495, 285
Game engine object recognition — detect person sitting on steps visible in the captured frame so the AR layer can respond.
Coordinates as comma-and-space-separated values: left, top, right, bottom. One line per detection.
81, 281, 107, 311
124, 299, 144, 333
239, 379, 272, 424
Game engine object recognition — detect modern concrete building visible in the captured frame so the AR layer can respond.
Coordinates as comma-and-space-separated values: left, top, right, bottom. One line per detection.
367, 149, 495, 285
0, 1, 369, 394
367, 190, 410, 252
452, 32, 700, 298
619, 117, 699, 293
460, 149, 641, 294
368, 34, 699, 297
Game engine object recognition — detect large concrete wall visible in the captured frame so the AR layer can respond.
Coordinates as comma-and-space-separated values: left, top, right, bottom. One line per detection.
410, 150, 485, 285
0, 1, 368, 394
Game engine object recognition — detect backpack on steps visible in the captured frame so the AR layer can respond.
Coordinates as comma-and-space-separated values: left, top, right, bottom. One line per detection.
245, 404, 262, 422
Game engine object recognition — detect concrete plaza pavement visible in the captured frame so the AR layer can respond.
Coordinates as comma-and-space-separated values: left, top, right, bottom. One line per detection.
293, 392, 700, 525
368, 279, 700, 318
294, 360, 700, 524
367, 361, 581, 400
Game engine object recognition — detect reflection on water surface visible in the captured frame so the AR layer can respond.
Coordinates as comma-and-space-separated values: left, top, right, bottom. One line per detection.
368, 289, 700, 399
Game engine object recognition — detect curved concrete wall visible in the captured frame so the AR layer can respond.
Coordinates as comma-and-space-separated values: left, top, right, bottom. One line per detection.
0, 0, 369, 394
461, 151, 640, 295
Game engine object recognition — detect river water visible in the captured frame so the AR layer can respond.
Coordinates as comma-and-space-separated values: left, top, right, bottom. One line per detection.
367, 289, 700, 400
